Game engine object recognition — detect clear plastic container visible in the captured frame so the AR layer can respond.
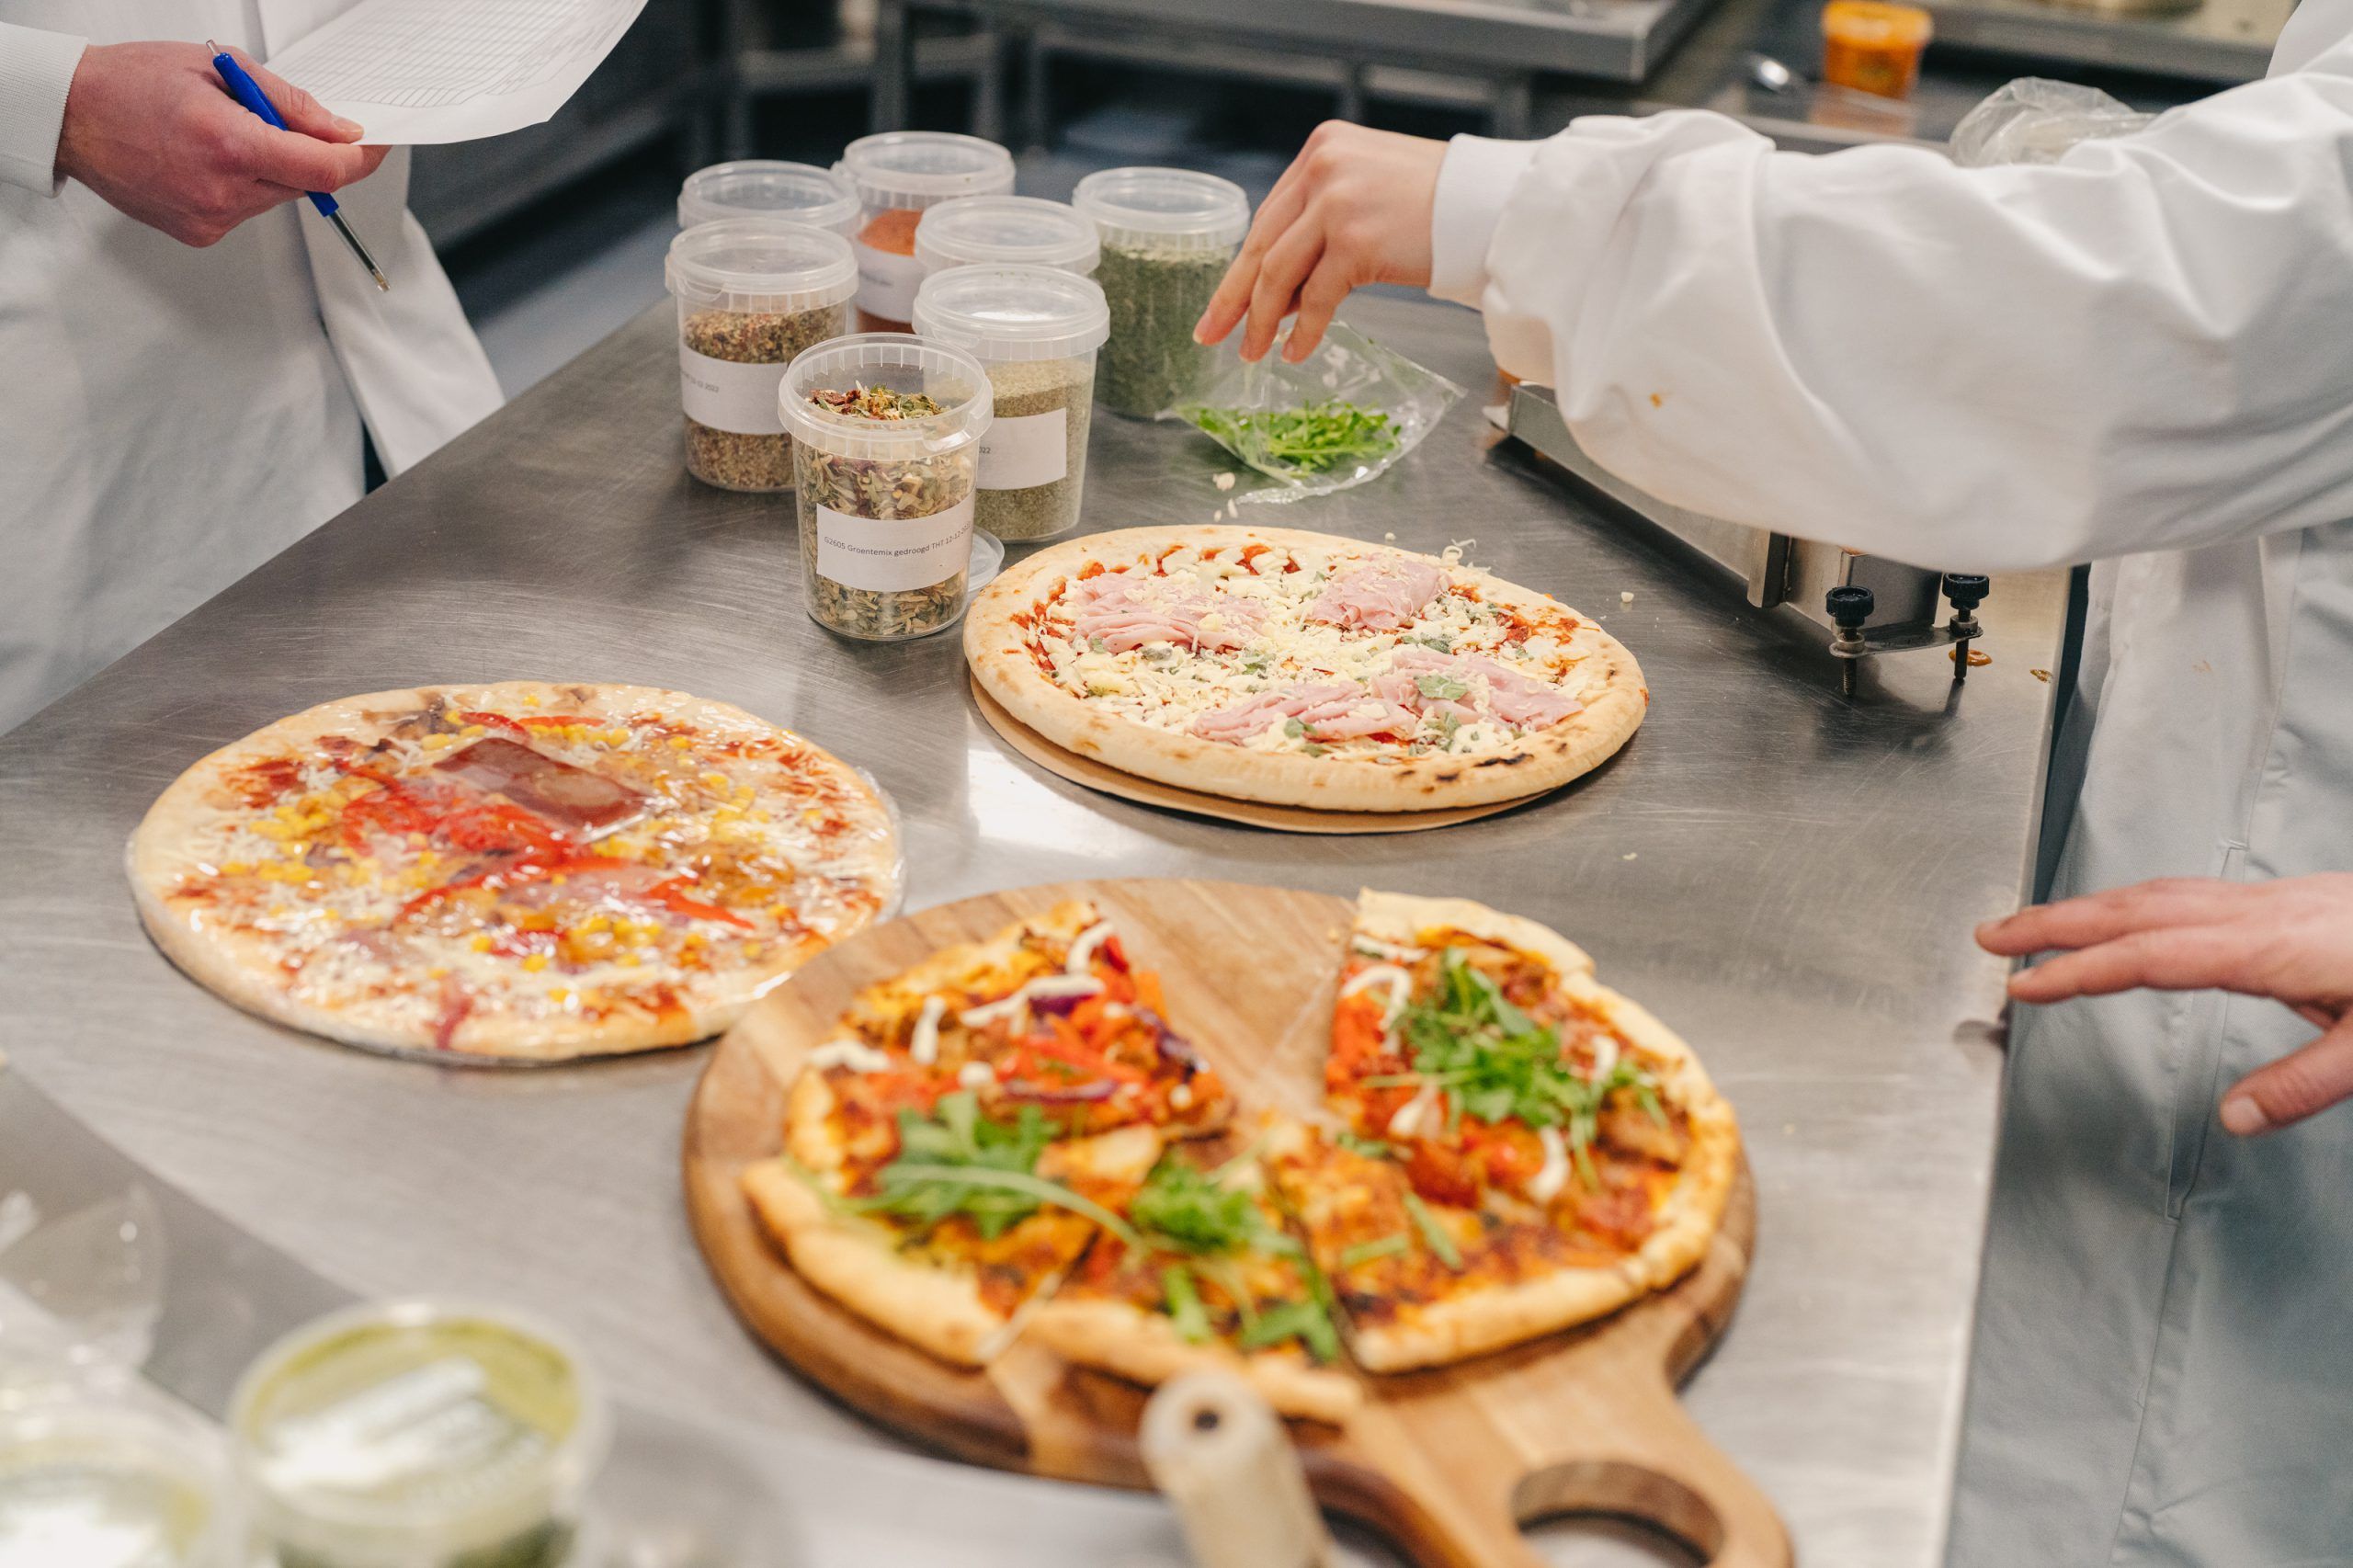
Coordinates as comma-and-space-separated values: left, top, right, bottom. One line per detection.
913, 195, 1100, 279
0, 1397, 243, 1568
779, 335, 994, 641
913, 266, 1108, 543
676, 160, 859, 236
835, 132, 1016, 333
1072, 166, 1250, 419
228, 1299, 610, 1568
665, 219, 858, 493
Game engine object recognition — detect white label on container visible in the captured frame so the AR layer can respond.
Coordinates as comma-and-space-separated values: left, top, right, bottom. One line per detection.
852, 240, 926, 322
978, 408, 1068, 491
815, 496, 976, 592
679, 347, 787, 436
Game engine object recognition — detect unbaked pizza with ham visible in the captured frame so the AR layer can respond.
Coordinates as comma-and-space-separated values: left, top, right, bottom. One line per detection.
129, 682, 900, 1062
964, 526, 1647, 811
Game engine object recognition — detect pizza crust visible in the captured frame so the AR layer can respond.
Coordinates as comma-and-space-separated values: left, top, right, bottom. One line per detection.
1353, 889, 1595, 979
965, 527, 1647, 812
128, 681, 901, 1063
1026, 1297, 1362, 1424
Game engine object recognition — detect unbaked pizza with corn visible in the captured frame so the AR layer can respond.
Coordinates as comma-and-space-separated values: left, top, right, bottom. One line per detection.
129, 681, 900, 1062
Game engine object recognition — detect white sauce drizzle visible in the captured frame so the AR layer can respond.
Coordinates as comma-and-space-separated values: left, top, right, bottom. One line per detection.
810, 1039, 893, 1074
1387, 1081, 1442, 1138
1351, 937, 1427, 963
1588, 1034, 1619, 1081
1064, 920, 1119, 974
957, 973, 1107, 1032
1528, 1125, 1570, 1203
908, 995, 946, 1066
1340, 963, 1414, 1027
957, 1061, 995, 1091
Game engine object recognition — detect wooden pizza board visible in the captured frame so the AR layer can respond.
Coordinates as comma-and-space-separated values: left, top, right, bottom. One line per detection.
969, 677, 1552, 835
683, 880, 1789, 1568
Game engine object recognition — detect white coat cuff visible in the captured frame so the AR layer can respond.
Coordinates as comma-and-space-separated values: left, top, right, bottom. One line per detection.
0, 25, 86, 196
1429, 134, 1538, 308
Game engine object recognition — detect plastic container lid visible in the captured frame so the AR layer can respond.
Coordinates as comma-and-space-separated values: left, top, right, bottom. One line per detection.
913, 266, 1111, 364
228, 1299, 610, 1566
665, 219, 858, 314
835, 132, 1016, 214
780, 334, 995, 461
1072, 166, 1251, 253
913, 196, 1101, 276
677, 160, 859, 235
0, 1398, 243, 1568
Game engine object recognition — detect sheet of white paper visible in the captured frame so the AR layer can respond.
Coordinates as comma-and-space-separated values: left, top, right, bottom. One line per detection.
266, 0, 651, 146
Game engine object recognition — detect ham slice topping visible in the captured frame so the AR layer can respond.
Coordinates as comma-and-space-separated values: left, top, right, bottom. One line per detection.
1386, 645, 1583, 731
1190, 683, 1418, 744
1073, 573, 1267, 653
1304, 555, 1449, 632
432, 737, 648, 835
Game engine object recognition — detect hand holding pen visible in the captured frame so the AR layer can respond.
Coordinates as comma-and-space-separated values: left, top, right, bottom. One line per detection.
54, 40, 386, 259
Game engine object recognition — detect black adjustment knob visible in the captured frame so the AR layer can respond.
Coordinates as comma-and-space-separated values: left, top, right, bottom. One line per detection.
1825, 585, 1875, 631
1943, 573, 1990, 612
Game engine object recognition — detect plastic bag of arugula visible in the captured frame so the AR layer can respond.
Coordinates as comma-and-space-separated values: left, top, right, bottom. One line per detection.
1176, 321, 1463, 504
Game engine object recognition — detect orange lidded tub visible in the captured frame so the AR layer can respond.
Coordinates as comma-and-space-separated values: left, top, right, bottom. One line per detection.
1820, 1, 1932, 100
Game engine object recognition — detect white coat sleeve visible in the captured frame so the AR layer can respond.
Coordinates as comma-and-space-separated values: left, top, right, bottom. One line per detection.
1429, 41, 2353, 574
0, 24, 85, 197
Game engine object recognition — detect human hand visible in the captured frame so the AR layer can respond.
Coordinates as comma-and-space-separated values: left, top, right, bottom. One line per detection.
1978, 874, 2353, 1136
1193, 121, 1445, 364
55, 41, 385, 247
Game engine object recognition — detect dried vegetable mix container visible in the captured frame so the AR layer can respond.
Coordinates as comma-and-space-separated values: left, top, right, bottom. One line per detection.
676, 159, 859, 235
913, 265, 1108, 542
781, 335, 994, 641
912, 195, 1100, 280
229, 1299, 610, 1568
835, 131, 1016, 333
665, 219, 857, 493
1073, 166, 1250, 419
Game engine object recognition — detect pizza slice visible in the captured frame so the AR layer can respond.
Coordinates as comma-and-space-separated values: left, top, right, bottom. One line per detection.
1290, 891, 1739, 1370
815, 900, 1230, 1140
743, 1085, 1162, 1367
1026, 1119, 1359, 1424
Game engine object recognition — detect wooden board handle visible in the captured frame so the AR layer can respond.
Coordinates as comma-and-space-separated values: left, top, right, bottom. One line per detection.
1510, 1392, 1791, 1568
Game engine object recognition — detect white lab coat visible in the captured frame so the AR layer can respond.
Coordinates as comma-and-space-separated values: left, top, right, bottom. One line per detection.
0, 1, 499, 733
1431, 5, 2353, 1562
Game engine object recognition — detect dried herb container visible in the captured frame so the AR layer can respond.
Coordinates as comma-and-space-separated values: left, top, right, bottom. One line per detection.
1073, 167, 1249, 419
676, 159, 858, 236
913, 195, 1100, 281
913, 265, 1108, 542
781, 335, 994, 641
835, 132, 1015, 333
665, 220, 857, 493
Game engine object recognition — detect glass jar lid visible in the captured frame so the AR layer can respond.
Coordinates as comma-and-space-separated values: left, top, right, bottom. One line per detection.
665, 219, 858, 314
835, 132, 1016, 213
677, 160, 859, 234
1072, 166, 1250, 253
913, 196, 1100, 276
780, 334, 995, 461
913, 266, 1110, 364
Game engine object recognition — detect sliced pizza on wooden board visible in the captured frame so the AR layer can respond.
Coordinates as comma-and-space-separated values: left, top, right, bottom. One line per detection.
129, 682, 901, 1062
965, 527, 1647, 812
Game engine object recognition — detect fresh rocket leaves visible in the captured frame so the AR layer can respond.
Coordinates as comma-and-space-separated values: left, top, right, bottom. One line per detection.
1237, 1298, 1342, 1363
1179, 400, 1403, 479
858, 1093, 1139, 1245
1393, 951, 1659, 1172
1127, 1153, 1340, 1362
1162, 1265, 1212, 1344
1130, 1156, 1267, 1256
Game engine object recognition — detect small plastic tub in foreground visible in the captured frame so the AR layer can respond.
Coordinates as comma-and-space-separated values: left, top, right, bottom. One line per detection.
228, 1299, 610, 1568
913, 195, 1100, 280
781, 335, 995, 642
835, 132, 1016, 333
665, 219, 858, 493
676, 160, 859, 235
1073, 166, 1250, 418
1820, 1, 1933, 99
914, 265, 1109, 542
0, 1397, 243, 1568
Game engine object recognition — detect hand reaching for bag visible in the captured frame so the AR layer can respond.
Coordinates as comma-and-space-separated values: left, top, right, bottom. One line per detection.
55, 41, 384, 247
1193, 121, 1445, 365
1979, 874, 2353, 1136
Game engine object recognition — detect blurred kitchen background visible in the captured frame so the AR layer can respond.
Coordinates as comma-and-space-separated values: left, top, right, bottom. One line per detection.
429, 0, 2292, 398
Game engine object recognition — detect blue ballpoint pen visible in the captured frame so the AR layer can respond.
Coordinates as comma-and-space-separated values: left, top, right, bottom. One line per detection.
207, 40, 389, 291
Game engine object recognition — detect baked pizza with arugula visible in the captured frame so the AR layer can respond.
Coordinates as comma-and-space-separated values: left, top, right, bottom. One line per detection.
734, 891, 1737, 1416
965, 525, 1647, 811
129, 682, 900, 1062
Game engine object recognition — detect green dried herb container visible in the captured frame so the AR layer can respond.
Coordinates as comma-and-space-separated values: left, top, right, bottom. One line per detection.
913, 265, 1109, 543
228, 1300, 608, 1568
1073, 167, 1250, 419
666, 219, 858, 494
676, 160, 859, 236
781, 335, 995, 642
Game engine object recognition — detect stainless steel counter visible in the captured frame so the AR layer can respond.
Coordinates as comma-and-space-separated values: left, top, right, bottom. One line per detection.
0, 292, 2063, 1566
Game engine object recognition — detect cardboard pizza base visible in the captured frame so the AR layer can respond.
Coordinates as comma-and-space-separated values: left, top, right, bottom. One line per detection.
684, 880, 1789, 1568
969, 677, 1548, 835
